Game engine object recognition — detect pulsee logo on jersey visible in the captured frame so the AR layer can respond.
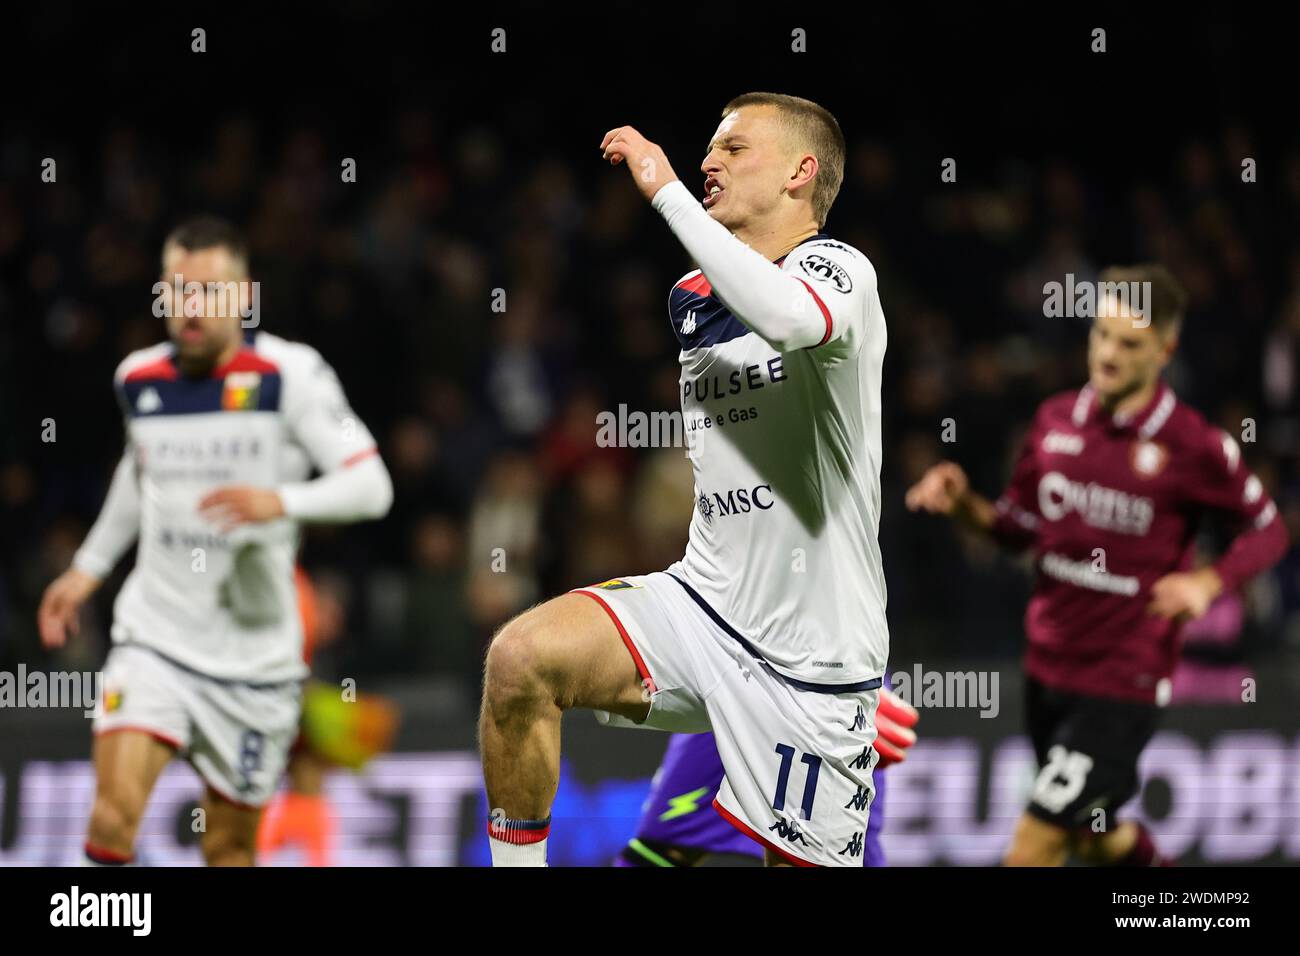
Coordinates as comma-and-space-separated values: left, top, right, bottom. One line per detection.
682, 355, 787, 402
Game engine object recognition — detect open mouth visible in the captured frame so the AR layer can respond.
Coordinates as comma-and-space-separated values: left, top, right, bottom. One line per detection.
703, 178, 724, 209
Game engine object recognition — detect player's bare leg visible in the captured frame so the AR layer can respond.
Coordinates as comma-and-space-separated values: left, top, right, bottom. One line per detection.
289, 749, 329, 794
86, 730, 175, 864
200, 788, 263, 866
479, 593, 650, 865
1069, 820, 1137, 863
1002, 811, 1070, 866
1071, 820, 1168, 865
764, 848, 795, 868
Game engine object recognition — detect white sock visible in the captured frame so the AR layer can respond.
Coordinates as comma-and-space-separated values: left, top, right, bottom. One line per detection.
487, 813, 551, 867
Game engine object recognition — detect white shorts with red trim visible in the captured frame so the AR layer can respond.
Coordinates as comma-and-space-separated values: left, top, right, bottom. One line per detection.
572, 571, 880, 867
94, 643, 302, 807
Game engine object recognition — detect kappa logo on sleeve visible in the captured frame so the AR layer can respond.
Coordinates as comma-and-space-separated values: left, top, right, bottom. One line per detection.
135, 387, 163, 414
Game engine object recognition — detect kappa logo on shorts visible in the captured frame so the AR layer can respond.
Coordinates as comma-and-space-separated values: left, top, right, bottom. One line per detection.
769, 817, 809, 846
590, 579, 640, 590
839, 832, 864, 858
846, 703, 867, 731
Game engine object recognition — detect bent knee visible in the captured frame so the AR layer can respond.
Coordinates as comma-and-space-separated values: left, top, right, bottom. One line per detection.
88, 790, 147, 849
484, 610, 558, 709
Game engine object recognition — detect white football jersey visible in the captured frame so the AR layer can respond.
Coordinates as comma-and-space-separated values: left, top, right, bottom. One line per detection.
665, 235, 889, 689
86, 332, 380, 683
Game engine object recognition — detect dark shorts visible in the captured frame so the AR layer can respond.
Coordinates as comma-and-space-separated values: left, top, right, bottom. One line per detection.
1023, 677, 1160, 829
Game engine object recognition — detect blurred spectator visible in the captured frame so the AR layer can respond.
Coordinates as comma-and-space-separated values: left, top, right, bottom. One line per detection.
2, 93, 1298, 703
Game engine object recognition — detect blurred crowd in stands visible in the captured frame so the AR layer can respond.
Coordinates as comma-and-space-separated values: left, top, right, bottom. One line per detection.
3, 108, 1299, 702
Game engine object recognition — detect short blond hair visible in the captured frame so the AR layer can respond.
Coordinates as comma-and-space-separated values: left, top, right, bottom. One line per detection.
722, 92, 846, 228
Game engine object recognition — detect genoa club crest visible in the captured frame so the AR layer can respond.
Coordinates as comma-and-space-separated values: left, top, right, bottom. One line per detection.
222, 371, 262, 411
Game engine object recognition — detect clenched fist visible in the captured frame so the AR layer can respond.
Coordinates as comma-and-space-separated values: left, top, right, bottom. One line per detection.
600, 125, 679, 202
904, 461, 970, 516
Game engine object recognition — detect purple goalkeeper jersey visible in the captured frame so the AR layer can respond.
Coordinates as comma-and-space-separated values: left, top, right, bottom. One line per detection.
620, 730, 887, 866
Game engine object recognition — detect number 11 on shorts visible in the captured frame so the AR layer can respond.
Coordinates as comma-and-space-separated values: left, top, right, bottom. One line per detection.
773, 743, 822, 821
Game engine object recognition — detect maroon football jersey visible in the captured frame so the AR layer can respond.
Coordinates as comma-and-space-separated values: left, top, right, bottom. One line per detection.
990, 381, 1287, 703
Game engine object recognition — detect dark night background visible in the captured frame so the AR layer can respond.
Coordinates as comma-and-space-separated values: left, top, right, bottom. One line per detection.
2, 2, 1298, 710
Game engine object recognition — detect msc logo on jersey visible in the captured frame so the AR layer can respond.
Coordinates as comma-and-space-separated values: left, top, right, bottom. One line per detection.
797, 254, 853, 293
222, 372, 262, 411
590, 579, 640, 591
681, 310, 697, 335
135, 387, 163, 415
697, 484, 775, 524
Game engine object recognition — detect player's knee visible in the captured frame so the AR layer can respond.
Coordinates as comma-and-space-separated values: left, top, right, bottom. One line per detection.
87, 787, 147, 851
201, 819, 259, 866
483, 610, 558, 713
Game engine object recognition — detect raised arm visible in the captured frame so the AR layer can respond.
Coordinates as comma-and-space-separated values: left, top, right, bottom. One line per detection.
651, 180, 870, 353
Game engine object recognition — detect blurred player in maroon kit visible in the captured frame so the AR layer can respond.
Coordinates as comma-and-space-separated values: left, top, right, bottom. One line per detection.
906, 265, 1288, 866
